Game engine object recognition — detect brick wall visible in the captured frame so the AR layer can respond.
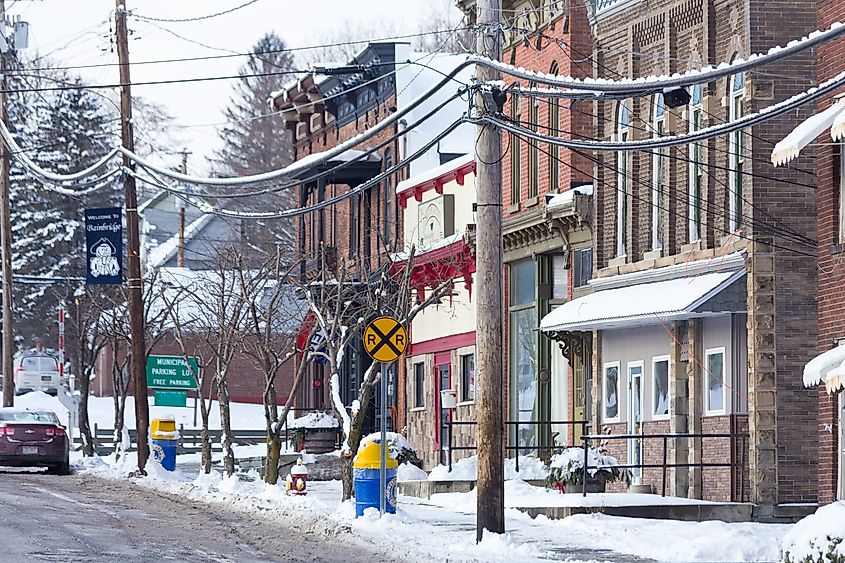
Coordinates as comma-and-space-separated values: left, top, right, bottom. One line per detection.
814, 0, 845, 505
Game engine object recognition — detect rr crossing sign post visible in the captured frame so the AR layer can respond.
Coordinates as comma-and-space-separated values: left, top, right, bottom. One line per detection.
363, 316, 408, 516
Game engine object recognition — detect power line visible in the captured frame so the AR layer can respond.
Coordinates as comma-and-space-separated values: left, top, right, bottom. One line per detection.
130, 0, 263, 23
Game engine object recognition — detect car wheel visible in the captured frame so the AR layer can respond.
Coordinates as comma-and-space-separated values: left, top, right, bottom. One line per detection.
49, 462, 71, 476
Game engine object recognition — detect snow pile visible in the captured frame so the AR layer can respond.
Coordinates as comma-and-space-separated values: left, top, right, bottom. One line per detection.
545, 184, 594, 211
397, 462, 428, 482
781, 501, 845, 563
287, 411, 339, 429
428, 455, 549, 481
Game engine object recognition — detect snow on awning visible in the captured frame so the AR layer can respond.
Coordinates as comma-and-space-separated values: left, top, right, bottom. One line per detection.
803, 345, 845, 394
540, 269, 745, 332
546, 184, 593, 212
771, 100, 845, 166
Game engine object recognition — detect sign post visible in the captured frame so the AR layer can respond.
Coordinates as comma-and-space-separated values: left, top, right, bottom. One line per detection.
362, 316, 408, 517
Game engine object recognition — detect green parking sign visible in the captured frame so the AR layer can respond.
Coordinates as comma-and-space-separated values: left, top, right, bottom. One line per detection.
154, 389, 188, 407
146, 355, 199, 390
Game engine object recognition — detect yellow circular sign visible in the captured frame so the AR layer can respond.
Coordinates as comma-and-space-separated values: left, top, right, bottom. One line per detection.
363, 316, 408, 363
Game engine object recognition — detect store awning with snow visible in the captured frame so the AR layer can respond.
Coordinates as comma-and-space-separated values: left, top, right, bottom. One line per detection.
390, 233, 476, 302
771, 99, 845, 166
541, 257, 746, 333
803, 345, 845, 394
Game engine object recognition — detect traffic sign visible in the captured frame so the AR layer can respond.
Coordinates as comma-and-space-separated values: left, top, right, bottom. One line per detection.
363, 316, 407, 362
146, 355, 200, 390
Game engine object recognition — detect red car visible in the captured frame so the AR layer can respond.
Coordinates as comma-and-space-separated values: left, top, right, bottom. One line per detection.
0, 408, 70, 474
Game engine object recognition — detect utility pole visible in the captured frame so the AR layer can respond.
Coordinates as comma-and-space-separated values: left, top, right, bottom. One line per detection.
115, 0, 149, 472
474, 0, 504, 542
177, 149, 190, 268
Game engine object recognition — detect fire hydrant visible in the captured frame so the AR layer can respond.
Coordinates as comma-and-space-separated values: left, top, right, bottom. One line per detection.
285, 458, 308, 495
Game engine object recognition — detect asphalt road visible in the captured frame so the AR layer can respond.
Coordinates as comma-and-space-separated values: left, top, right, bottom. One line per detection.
0, 469, 393, 563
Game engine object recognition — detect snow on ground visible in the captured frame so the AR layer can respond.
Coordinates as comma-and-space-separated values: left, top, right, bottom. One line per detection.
15, 391, 268, 430
76, 454, 790, 563
781, 501, 845, 562
425, 480, 720, 512
428, 454, 548, 481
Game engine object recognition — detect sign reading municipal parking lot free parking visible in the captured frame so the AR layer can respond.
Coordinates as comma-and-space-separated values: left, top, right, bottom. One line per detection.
363, 316, 408, 363
146, 355, 200, 390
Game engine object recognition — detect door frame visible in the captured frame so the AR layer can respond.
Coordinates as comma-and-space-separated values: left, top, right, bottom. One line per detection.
627, 361, 644, 479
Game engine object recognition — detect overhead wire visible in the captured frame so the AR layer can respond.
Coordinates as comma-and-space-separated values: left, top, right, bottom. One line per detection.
130, 0, 263, 23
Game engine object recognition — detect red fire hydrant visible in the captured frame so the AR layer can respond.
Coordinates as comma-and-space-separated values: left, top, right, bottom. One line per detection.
285, 458, 309, 495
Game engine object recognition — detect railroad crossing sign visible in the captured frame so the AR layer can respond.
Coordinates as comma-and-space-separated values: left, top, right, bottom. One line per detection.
363, 316, 407, 362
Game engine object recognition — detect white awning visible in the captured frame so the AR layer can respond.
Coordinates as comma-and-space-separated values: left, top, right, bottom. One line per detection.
771, 100, 845, 166
803, 346, 845, 394
539, 269, 745, 332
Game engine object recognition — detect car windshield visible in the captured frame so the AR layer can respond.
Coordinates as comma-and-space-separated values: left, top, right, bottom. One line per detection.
20, 356, 58, 372
0, 411, 59, 423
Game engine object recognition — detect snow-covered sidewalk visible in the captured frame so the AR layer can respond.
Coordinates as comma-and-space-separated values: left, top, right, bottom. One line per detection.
75, 455, 792, 563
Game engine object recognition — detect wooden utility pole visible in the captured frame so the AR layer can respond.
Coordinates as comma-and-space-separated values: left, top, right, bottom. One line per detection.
0, 0, 15, 406
115, 0, 149, 472
177, 149, 190, 268
474, 0, 504, 541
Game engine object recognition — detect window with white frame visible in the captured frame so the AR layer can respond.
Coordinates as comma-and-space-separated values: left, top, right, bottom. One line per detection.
460, 353, 475, 402
705, 348, 726, 414
652, 94, 666, 251
839, 143, 845, 244
729, 72, 745, 231
652, 356, 670, 418
603, 362, 620, 421
688, 84, 703, 242
413, 363, 425, 408
616, 102, 630, 257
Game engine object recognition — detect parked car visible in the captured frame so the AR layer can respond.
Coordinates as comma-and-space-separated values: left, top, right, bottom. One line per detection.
13, 351, 61, 396
0, 408, 70, 474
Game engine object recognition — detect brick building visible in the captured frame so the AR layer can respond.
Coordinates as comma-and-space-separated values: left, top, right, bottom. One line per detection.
540, 0, 819, 510
457, 0, 595, 460
270, 43, 475, 431
773, 0, 845, 505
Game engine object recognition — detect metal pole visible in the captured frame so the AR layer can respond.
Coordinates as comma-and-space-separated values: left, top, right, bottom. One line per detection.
0, 0, 15, 407
662, 435, 668, 497
379, 362, 387, 516
115, 0, 149, 473
475, 0, 504, 539
582, 436, 589, 498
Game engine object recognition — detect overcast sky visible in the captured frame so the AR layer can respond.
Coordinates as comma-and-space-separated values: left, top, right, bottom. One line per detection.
8, 0, 464, 172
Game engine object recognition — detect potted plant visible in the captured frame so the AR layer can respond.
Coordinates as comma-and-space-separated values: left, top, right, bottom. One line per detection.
546, 446, 621, 493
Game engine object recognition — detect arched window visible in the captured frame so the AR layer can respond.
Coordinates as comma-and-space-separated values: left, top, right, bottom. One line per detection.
728, 72, 745, 231
688, 84, 703, 243
548, 62, 560, 190
510, 95, 521, 205
616, 101, 630, 258
652, 94, 665, 251
528, 82, 540, 199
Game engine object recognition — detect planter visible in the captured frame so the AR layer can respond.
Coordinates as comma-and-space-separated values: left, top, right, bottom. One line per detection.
297, 429, 339, 454
560, 478, 606, 494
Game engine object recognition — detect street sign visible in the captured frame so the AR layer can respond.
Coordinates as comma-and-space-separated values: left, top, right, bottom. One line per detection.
154, 389, 187, 407
363, 316, 407, 363
146, 355, 199, 390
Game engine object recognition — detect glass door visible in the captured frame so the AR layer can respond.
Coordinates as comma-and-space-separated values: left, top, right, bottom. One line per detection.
436, 363, 451, 466
550, 345, 569, 450
627, 363, 643, 479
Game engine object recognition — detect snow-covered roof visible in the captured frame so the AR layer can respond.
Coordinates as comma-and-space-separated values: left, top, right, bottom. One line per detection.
145, 213, 214, 269
545, 185, 593, 211
771, 100, 845, 166
540, 269, 745, 332
803, 345, 845, 394
395, 153, 474, 195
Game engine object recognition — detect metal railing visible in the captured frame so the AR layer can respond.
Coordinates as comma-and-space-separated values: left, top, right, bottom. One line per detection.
578, 432, 748, 499
444, 419, 589, 473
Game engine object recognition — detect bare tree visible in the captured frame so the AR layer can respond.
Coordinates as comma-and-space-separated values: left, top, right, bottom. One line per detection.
302, 248, 453, 500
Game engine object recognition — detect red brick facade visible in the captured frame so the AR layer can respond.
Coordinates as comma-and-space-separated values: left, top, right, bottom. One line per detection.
815, 0, 845, 505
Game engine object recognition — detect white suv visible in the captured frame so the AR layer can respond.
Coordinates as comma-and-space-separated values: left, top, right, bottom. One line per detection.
14, 353, 61, 396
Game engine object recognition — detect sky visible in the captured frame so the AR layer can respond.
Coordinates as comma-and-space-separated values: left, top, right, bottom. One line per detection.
7, 0, 465, 173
